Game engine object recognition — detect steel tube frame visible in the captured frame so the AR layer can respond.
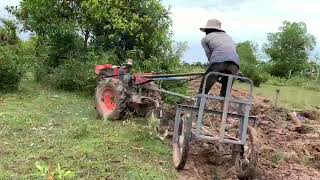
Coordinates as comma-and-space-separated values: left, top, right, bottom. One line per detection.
172, 72, 254, 146
197, 72, 253, 145
139, 72, 253, 102
174, 105, 256, 121
140, 73, 204, 78
151, 75, 203, 81
142, 86, 194, 100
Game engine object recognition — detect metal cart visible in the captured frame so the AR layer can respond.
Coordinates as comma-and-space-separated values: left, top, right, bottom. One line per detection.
172, 72, 259, 179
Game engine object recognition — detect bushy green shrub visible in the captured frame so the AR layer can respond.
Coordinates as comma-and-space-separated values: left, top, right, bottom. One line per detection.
52, 59, 96, 91
0, 20, 27, 92
128, 42, 186, 74
0, 58, 22, 91
236, 41, 269, 87
32, 39, 186, 92
241, 63, 268, 87
266, 76, 287, 86
0, 46, 23, 92
35, 51, 119, 92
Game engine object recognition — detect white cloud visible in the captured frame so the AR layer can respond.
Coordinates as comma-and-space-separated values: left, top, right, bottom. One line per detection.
0, 0, 20, 6
0, 0, 20, 18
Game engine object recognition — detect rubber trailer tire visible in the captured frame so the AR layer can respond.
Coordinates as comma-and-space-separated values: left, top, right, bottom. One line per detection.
172, 113, 192, 170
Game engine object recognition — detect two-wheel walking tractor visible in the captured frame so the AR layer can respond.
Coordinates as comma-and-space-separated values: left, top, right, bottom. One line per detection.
95, 60, 259, 179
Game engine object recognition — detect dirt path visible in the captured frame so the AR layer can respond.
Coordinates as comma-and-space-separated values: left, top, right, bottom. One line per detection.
169, 81, 320, 180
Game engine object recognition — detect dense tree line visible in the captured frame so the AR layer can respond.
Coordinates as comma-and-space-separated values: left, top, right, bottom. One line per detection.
3, 0, 182, 91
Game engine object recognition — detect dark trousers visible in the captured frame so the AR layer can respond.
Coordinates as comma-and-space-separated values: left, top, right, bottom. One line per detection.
198, 62, 239, 97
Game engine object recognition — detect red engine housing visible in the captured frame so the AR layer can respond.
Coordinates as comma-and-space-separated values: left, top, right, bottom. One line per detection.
95, 64, 128, 80
95, 64, 155, 85
95, 64, 113, 74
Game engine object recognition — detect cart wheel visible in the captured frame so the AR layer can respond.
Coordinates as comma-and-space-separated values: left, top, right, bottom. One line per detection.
234, 126, 259, 180
172, 113, 192, 170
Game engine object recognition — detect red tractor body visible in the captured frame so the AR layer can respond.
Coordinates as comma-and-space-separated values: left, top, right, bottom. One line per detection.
94, 64, 161, 120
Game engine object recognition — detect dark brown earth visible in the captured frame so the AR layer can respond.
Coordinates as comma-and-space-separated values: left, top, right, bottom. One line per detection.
166, 81, 320, 180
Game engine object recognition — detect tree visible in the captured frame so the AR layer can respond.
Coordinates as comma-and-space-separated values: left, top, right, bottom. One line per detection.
7, 0, 90, 67
264, 21, 316, 77
237, 41, 258, 66
7, 0, 173, 66
7, 0, 182, 91
0, 19, 19, 45
237, 41, 267, 87
0, 19, 23, 91
82, 0, 172, 60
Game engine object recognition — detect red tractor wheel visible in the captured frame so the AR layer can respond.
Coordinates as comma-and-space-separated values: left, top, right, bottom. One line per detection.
95, 78, 127, 120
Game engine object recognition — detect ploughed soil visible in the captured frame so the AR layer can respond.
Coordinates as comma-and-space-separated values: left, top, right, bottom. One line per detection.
164, 80, 320, 180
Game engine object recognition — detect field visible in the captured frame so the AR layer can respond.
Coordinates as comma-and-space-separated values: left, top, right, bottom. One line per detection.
1, 76, 320, 179
235, 83, 320, 110
1, 0, 319, 179
0, 79, 177, 179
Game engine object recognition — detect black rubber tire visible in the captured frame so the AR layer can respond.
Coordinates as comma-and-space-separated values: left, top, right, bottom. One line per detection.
172, 113, 192, 170
95, 78, 127, 120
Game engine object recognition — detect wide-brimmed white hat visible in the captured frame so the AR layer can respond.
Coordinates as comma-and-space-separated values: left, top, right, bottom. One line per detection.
200, 19, 224, 32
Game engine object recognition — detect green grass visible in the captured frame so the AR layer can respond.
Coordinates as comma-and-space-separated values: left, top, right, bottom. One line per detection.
235, 82, 320, 110
271, 151, 285, 165
0, 79, 177, 179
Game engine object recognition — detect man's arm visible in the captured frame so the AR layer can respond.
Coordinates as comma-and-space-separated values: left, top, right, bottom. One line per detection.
201, 37, 211, 61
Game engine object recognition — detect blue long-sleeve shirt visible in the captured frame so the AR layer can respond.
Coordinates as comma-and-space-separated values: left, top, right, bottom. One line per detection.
201, 32, 240, 66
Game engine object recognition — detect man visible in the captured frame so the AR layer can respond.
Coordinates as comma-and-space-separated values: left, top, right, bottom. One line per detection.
198, 19, 239, 101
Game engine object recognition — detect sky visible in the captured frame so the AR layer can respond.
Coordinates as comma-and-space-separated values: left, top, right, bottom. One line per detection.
0, 0, 19, 18
163, 0, 320, 62
1, 0, 319, 62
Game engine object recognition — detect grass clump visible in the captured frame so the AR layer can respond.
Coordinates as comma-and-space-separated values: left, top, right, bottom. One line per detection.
271, 151, 285, 165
